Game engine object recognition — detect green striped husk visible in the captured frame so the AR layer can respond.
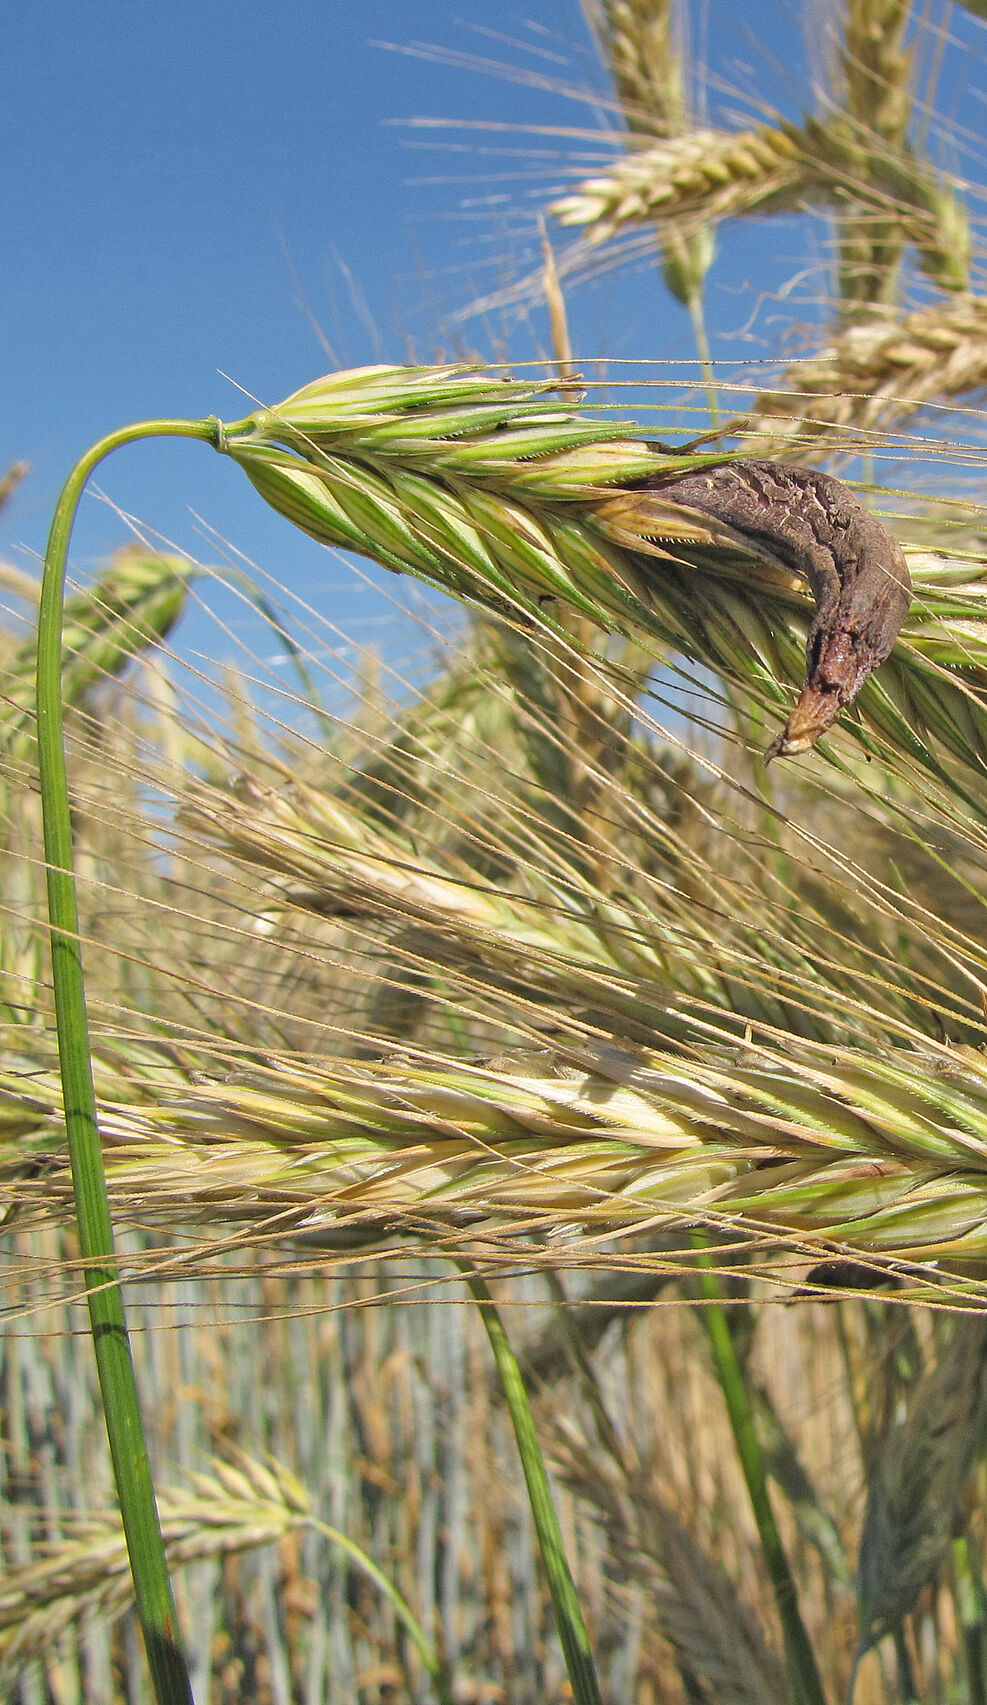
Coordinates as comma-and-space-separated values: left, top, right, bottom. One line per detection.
220, 365, 987, 800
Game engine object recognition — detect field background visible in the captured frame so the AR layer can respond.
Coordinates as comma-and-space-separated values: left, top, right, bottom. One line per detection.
8, 4, 987, 1702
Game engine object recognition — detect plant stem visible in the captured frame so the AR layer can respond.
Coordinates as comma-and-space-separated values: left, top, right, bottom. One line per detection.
458, 1264, 604, 1705
310, 1519, 455, 1705
690, 1239, 828, 1705
37, 417, 220, 1705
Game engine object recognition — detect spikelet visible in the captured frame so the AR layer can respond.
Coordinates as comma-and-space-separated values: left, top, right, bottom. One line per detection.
742, 293, 987, 454
0, 546, 197, 758
586, 0, 715, 307
0, 1454, 309, 1682
551, 125, 808, 244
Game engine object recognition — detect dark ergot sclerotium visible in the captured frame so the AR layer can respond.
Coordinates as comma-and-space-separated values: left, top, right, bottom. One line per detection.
599, 460, 912, 759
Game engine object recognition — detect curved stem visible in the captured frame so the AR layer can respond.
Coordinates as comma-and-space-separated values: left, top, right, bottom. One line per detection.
37, 417, 220, 1705
308, 1519, 455, 1704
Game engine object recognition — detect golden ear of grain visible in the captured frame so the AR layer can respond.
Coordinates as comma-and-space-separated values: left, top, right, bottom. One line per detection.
551, 125, 808, 244
588, 0, 688, 138
832, 0, 913, 311
551, 113, 967, 296
0, 546, 197, 760
741, 294, 987, 455
0, 1453, 310, 1683
586, 0, 717, 307
840, 0, 913, 146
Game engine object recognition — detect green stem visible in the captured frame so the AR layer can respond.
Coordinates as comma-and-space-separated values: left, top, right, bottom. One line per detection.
690, 1240, 828, 1705
310, 1519, 455, 1705
458, 1265, 604, 1705
37, 417, 220, 1705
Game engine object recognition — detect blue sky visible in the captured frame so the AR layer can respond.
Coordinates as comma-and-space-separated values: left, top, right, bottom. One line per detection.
4, 2, 981, 713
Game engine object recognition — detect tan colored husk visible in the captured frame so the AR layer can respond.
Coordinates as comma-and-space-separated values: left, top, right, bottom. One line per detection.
551, 124, 808, 243
7, 1028, 987, 1269
741, 293, 987, 455
0, 1454, 310, 1681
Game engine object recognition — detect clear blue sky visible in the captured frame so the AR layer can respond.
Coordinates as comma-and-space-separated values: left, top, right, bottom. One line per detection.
3, 2, 981, 707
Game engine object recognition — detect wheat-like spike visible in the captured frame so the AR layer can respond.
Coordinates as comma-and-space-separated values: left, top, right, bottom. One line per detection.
550, 113, 967, 294
856, 1315, 987, 1652
551, 125, 808, 243
832, 126, 970, 296
0, 545, 197, 757
741, 293, 987, 455
202, 733, 985, 1009
218, 363, 987, 794
8, 1025, 987, 1268
586, 0, 687, 137
21, 599, 935, 1099
0, 1453, 310, 1682
841, 0, 913, 145
164, 741, 982, 1067
644, 1505, 791, 1705
833, 0, 914, 310
585, 0, 714, 308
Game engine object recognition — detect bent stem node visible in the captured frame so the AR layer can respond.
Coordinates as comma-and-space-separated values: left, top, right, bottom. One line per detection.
37, 417, 220, 1705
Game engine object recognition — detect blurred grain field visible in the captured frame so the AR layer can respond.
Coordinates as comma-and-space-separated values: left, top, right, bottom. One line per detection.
10, 2, 987, 1701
